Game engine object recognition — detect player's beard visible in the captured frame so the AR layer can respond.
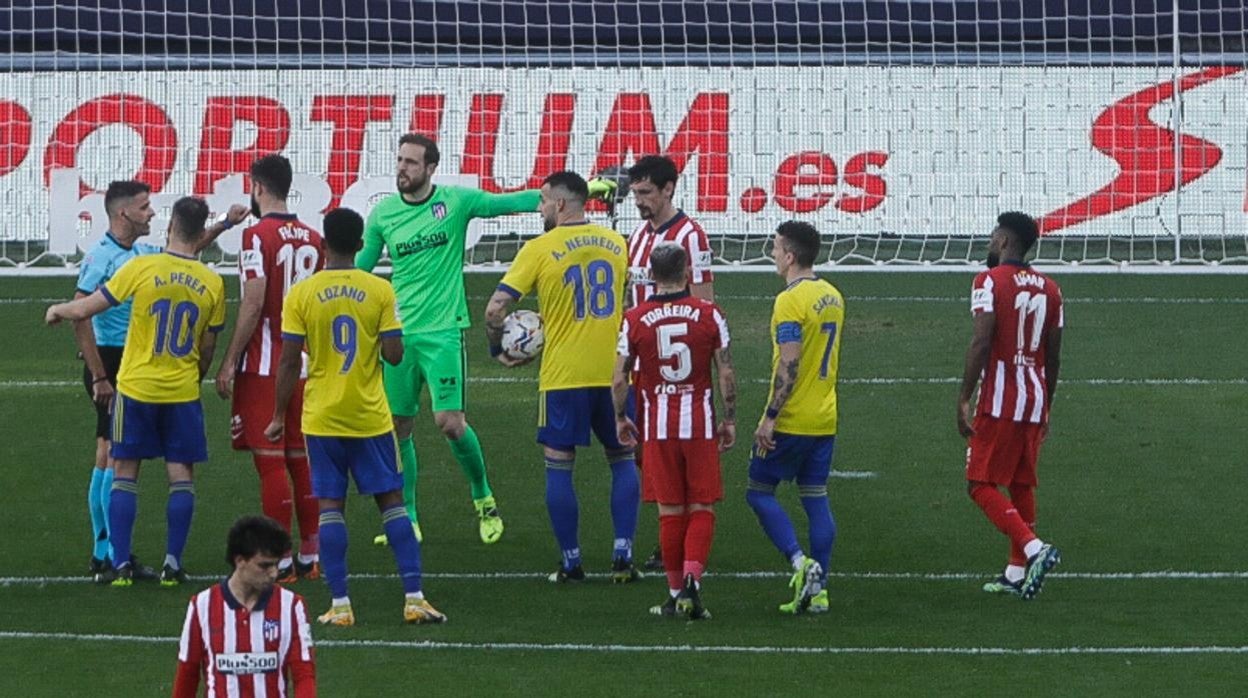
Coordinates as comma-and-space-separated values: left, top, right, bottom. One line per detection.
986, 250, 1001, 268
396, 172, 425, 195
250, 195, 262, 219
635, 204, 654, 220
542, 211, 558, 231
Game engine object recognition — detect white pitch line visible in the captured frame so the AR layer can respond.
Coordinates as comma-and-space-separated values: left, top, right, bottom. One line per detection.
3, 570, 1245, 586
0, 630, 1245, 656
3, 376, 1245, 389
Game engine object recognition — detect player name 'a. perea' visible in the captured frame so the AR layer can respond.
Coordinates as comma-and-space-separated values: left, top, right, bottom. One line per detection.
639, 303, 702, 327
315, 284, 366, 304
153, 271, 209, 295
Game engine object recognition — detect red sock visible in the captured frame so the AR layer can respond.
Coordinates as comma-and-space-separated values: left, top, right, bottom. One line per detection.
969, 483, 1036, 552
287, 454, 319, 548
1007, 483, 1036, 566
659, 514, 687, 591
254, 453, 293, 532
683, 509, 716, 582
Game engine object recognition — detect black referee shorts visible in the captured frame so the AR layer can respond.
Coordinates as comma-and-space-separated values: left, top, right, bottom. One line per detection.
82, 345, 124, 440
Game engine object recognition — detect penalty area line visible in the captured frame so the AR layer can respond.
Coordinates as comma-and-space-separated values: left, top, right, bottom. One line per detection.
3, 570, 1246, 586
0, 630, 1245, 656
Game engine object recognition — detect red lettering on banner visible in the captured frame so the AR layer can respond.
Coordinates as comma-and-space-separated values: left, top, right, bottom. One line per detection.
44, 93, 177, 195
463, 93, 575, 193
408, 94, 445, 139
193, 96, 291, 195
773, 151, 838, 213
836, 151, 888, 213
0, 100, 33, 177
311, 95, 394, 207
593, 92, 730, 211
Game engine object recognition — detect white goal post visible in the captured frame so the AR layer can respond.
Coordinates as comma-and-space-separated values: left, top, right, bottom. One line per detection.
0, 1, 1245, 273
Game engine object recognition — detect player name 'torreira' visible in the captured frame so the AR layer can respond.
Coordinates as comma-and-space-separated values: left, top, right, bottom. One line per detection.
153, 272, 210, 295
315, 284, 367, 304
639, 303, 702, 327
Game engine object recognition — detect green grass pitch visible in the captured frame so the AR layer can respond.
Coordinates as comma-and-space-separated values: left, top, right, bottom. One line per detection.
1, 271, 1246, 696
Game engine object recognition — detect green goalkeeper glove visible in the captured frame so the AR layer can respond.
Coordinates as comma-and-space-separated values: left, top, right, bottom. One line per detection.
587, 177, 618, 201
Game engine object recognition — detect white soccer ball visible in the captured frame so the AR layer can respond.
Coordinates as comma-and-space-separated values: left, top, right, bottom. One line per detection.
501, 309, 545, 361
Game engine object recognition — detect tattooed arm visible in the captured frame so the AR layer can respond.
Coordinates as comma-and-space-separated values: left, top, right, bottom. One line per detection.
755, 341, 800, 453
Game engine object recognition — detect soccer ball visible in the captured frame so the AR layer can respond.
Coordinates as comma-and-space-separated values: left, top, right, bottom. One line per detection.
501, 310, 545, 361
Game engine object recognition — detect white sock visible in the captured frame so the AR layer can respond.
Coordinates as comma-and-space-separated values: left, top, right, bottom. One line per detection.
280, 556, 293, 569
669, 588, 681, 598
1023, 539, 1045, 560
164, 554, 180, 571
1004, 565, 1025, 583
297, 553, 318, 565
332, 596, 351, 608
790, 553, 807, 572
405, 591, 425, 601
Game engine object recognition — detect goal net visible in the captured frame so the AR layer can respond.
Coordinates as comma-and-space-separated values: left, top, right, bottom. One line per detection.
1, 1, 1245, 271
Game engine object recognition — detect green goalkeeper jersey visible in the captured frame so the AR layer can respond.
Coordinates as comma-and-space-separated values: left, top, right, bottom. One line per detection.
356, 185, 540, 334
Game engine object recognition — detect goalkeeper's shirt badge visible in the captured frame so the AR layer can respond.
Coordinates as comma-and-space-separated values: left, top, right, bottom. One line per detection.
432, 202, 447, 219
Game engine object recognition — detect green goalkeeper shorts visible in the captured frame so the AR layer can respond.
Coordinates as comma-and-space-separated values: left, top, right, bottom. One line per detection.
383, 329, 468, 416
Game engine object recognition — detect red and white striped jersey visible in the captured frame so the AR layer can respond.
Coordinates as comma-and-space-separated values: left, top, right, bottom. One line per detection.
625, 210, 714, 306
237, 214, 323, 376
619, 291, 729, 441
971, 263, 1064, 424
174, 582, 316, 698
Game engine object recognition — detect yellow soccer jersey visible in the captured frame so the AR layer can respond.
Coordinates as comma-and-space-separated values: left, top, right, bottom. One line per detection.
281, 269, 402, 437
498, 222, 627, 390
766, 276, 845, 435
101, 252, 226, 403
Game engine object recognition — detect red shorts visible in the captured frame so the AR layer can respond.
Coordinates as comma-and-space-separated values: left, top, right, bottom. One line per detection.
965, 415, 1044, 487
231, 372, 305, 451
641, 438, 722, 505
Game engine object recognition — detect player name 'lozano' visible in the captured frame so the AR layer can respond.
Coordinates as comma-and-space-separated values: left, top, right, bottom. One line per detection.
639, 303, 702, 327
315, 284, 367, 303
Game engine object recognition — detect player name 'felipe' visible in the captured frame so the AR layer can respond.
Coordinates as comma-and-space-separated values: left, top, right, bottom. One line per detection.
316, 284, 367, 304
639, 303, 702, 327
153, 271, 210, 295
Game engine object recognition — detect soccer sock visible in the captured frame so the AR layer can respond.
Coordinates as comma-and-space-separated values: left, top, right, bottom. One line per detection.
286, 454, 319, 553
969, 482, 1038, 553
318, 508, 349, 599
99, 468, 114, 561
88, 467, 109, 560
800, 494, 836, 585
607, 453, 640, 561
448, 425, 492, 501
382, 505, 423, 594
544, 456, 580, 569
683, 509, 716, 583
108, 477, 139, 569
165, 481, 195, 568
254, 453, 293, 532
1007, 483, 1037, 567
658, 513, 687, 591
398, 436, 420, 523
745, 486, 803, 562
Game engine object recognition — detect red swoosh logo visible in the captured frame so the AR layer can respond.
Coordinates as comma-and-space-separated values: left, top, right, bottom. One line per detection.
1038, 66, 1241, 234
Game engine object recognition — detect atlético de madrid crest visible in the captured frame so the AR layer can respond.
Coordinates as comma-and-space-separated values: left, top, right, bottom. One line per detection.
263, 619, 280, 642
432, 202, 447, 220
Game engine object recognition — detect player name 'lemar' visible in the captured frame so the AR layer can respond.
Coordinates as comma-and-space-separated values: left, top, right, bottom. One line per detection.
153, 271, 209, 295
1014, 271, 1047, 289
316, 284, 367, 304
639, 303, 703, 327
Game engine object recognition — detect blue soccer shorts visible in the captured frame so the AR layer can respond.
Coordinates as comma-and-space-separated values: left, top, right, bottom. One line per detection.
305, 432, 403, 499
748, 433, 836, 488
110, 393, 207, 463
537, 387, 623, 452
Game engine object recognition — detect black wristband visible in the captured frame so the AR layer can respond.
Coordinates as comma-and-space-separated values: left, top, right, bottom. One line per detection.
764, 407, 780, 419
